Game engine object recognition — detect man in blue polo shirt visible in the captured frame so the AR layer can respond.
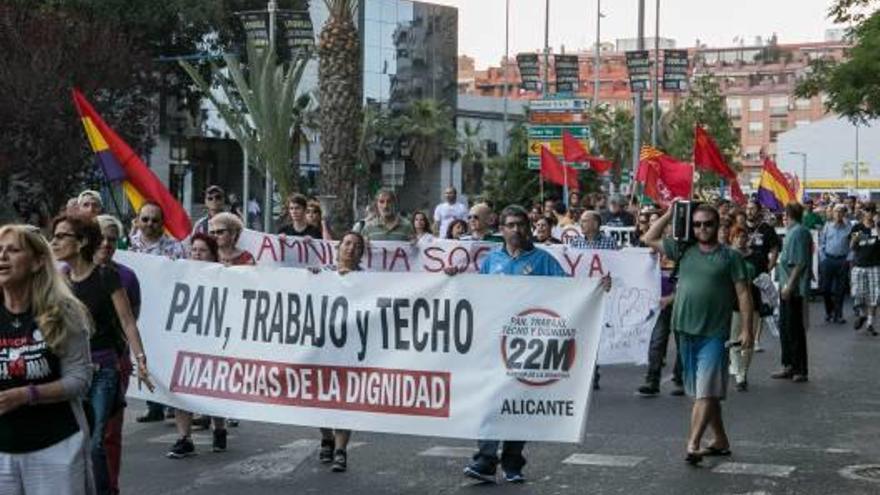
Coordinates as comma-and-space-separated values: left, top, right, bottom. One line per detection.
453, 204, 608, 484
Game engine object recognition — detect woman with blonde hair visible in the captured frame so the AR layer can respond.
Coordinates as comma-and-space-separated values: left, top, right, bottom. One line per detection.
209, 212, 256, 266
50, 214, 153, 494
0, 224, 95, 494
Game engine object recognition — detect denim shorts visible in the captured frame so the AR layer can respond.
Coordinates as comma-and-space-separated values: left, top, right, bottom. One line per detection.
678, 333, 728, 400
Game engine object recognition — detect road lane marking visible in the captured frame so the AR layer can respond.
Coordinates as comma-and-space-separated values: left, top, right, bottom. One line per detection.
713, 462, 795, 478
562, 453, 646, 467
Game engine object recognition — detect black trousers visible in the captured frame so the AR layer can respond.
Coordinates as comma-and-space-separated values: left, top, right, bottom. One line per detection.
820, 256, 848, 319
779, 295, 808, 376
645, 305, 682, 385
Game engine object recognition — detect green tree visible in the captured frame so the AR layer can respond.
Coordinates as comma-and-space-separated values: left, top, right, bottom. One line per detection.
664, 75, 740, 189
396, 99, 458, 169
318, 0, 362, 234
483, 123, 539, 208
796, 3, 880, 122
589, 105, 635, 187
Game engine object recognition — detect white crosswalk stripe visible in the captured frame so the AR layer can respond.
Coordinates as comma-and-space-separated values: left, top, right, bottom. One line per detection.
562, 453, 646, 468
418, 446, 474, 458
712, 462, 796, 478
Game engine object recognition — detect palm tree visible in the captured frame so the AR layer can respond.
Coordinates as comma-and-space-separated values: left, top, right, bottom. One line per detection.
319, 0, 362, 233
457, 121, 484, 195
179, 41, 309, 203
397, 99, 457, 169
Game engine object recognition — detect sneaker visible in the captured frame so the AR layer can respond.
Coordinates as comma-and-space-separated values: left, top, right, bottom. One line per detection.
331, 449, 347, 472
670, 382, 685, 396
854, 316, 867, 330
212, 428, 227, 452
503, 470, 526, 483
464, 463, 497, 483
771, 368, 793, 379
637, 383, 660, 397
167, 437, 195, 459
319, 440, 334, 463
791, 374, 808, 383
137, 410, 165, 423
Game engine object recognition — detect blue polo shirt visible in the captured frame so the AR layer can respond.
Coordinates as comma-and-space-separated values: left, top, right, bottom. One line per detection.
480, 244, 568, 277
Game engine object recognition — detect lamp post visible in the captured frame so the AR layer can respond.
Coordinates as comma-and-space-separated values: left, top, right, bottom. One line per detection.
593, 0, 603, 104
501, 0, 509, 155
632, 0, 646, 192
788, 151, 807, 201
651, 0, 660, 147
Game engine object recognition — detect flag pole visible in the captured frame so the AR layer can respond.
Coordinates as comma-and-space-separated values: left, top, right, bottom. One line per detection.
540, 174, 545, 206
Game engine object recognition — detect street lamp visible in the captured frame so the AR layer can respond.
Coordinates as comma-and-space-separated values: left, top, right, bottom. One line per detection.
788, 151, 807, 201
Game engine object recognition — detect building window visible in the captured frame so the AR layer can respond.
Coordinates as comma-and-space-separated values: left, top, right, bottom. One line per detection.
794, 98, 811, 110
726, 97, 742, 118
769, 96, 789, 116
749, 98, 764, 112
748, 121, 763, 135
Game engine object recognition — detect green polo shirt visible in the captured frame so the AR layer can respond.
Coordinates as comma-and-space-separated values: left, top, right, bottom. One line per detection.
802, 211, 825, 230
776, 222, 812, 298
358, 216, 415, 241
662, 238, 748, 338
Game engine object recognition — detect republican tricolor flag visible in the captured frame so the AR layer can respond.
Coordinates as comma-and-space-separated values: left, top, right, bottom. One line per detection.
757, 157, 797, 212
72, 89, 192, 240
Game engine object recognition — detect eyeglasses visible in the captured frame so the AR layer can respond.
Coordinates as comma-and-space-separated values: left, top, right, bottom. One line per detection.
693, 221, 717, 229
140, 216, 162, 224
467, 215, 479, 220
51, 232, 77, 241
503, 221, 528, 229
209, 229, 229, 236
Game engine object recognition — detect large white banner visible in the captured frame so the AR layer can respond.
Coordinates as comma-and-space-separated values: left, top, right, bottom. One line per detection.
117, 251, 605, 443
239, 230, 660, 365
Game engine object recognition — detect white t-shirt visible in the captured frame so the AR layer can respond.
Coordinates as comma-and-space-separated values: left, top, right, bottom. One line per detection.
433, 202, 468, 238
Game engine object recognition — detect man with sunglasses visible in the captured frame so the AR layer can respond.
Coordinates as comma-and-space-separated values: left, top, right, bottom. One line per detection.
191, 185, 227, 237
642, 203, 752, 465
461, 203, 502, 242
129, 202, 184, 423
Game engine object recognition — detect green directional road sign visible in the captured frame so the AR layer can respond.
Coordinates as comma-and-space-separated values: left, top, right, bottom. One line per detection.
527, 125, 591, 170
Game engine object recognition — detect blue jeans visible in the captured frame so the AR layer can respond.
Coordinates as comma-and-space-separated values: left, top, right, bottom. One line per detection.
88, 367, 119, 495
473, 440, 526, 472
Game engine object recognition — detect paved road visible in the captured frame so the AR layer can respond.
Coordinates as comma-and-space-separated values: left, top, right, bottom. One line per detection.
120, 302, 880, 494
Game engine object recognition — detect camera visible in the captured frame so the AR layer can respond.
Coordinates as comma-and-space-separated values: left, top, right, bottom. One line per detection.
671, 200, 695, 242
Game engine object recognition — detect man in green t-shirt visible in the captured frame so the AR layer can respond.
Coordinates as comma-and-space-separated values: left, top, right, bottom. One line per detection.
772, 202, 813, 383
642, 202, 753, 466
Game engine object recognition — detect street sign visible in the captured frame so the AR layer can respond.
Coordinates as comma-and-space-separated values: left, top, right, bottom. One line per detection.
554, 54, 580, 94
527, 126, 591, 170
528, 98, 591, 113
517, 54, 541, 91
662, 49, 689, 91
625, 50, 651, 92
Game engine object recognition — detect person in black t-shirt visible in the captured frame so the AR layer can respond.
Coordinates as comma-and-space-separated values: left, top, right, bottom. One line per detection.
745, 200, 781, 275
278, 193, 322, 238
0, 224, 93, 493
850, 205, 880, 335
50, 214, 153, 494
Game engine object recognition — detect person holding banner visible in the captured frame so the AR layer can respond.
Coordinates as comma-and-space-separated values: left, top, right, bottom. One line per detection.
461, 203, 501, 242
166, 233, 231, 458
445, 219, 468, 240
533, 216, 561, 245
278, 194, 322, 239
452, 205, 610, 484
306, 199, 334, 241
50, 214, 154, 493
314, 231, 366, 473
209, 213, 255, 267
0, 224, 95, 494
568, 211, 618, 251
412, 210, 434, 242
642, 203, 753, 465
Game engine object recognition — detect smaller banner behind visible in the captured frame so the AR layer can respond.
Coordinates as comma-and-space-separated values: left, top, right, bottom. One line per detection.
118, 251, 605, 443
240, 230, 660, 366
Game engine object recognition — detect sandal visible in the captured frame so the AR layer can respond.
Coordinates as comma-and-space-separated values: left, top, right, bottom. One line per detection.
699, 446, 732, 457
685, 451, 703, 465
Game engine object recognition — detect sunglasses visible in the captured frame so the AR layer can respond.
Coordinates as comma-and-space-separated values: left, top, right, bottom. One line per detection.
140, 217, 162, 224
209, 229, 230, 236
693, 221, 717, 229
467, 214, 479, 220
50, 232, 78, 241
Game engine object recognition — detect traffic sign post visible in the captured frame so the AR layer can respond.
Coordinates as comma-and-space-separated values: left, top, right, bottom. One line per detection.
527, 126, 591, 170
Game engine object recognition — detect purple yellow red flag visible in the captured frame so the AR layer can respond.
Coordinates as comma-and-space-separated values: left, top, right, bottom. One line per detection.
757, 157, 798, 212
72, 88, 192, 240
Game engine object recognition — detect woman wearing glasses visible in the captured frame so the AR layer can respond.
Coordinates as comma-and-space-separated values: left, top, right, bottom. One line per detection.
306, 199, 335, 241
209, 213, 256, 267
0, 224, 95, 494
50, 214, 153, 494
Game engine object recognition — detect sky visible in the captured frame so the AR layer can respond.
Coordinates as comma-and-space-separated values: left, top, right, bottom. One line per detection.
426, 0, 842, 68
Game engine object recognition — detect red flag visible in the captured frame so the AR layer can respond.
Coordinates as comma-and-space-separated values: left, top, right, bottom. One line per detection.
540, 146, 579, 190
562, 130, 613, 174
693, 125, 736, 180
637, 146, 693, 207
729, 179, 747, 206
72, 89, 192, 239
562, 130, 589, 163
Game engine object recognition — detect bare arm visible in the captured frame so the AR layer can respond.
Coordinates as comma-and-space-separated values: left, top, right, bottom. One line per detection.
735, 280, 754, 348
640, 207, 673, 252
112, 289, 155, 391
